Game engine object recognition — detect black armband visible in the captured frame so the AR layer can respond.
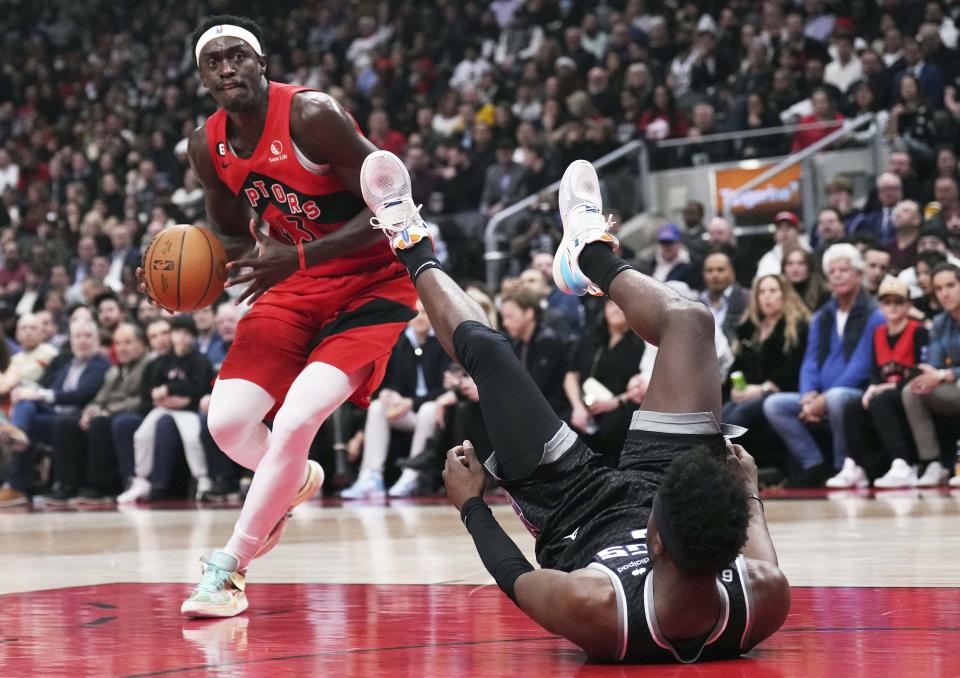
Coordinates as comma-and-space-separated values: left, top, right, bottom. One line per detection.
460, 496, 535, 604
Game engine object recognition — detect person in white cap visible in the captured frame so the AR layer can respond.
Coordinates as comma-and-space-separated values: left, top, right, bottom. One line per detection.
166, 15, 419, 618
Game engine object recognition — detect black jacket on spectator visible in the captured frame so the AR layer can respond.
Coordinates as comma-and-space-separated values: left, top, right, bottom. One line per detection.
511, 323, 571, 420
140, 349, 214, 413
569, 329, 645, 398
379, 331, 450, 411
730, 318, 808, 393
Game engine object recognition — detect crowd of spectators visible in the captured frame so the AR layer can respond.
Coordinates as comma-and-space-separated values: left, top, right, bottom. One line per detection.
4, 0, 960, 504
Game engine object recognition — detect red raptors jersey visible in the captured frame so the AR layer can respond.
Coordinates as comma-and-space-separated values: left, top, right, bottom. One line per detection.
206, 81, 394, 277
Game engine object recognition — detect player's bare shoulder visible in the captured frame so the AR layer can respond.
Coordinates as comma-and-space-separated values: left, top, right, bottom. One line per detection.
290, 90, 351, 129
289, 90, 373, 171
186, 124, 219, 184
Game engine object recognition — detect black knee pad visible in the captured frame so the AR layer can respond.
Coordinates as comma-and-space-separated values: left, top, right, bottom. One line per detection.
453, 320, 512, 382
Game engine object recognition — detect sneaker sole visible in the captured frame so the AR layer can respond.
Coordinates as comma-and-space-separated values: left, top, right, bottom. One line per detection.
360, 150, 409, 213
181, 595, 249, 619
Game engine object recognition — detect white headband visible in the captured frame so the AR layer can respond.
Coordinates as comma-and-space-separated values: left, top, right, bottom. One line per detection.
195, 24, 263, 65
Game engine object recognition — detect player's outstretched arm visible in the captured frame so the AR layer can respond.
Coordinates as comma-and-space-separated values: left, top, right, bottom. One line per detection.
726, 443, 791, 650
291, 92, 386, 264
443, 443, 619, 661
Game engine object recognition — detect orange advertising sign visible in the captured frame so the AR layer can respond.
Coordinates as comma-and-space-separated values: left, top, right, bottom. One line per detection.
715, 163, 802, 221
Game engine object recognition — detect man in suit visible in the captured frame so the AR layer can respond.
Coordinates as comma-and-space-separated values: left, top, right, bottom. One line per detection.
699, 251, 750, 345
480, 139, 527, 218
892, 37, 944, 107
857, 173, 903, 243
0, 317, 111, 507
46, 322, 150, 503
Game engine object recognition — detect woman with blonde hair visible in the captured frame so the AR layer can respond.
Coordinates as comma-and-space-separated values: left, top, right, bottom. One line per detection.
723, 274, 811, 471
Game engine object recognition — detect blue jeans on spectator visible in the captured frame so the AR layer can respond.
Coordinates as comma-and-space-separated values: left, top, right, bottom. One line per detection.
6, 401, 63, 493
763, 387, 863, 471
721, 395, 769, 429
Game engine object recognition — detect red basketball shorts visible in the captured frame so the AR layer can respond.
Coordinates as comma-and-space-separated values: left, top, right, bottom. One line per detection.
218, 261, 417, 413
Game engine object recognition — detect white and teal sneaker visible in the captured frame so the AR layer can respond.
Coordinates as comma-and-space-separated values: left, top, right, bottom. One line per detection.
181, 551, 248, 619
361, 150, 432, 252
553, 159, 619, 296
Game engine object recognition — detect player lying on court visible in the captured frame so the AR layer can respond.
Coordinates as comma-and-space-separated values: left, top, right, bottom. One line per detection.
359, 152, 791, 663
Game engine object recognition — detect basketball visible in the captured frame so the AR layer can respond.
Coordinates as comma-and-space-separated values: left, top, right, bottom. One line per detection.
142, 225, 228, 312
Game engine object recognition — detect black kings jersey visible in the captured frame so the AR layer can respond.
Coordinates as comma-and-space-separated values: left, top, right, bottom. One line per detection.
587, 528, 756, 663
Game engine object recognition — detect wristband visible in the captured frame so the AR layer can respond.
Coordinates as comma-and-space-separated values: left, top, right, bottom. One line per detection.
297, 241, 306, 271
747, 493, 764, 512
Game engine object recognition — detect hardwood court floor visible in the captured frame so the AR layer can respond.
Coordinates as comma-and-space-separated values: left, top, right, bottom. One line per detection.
2, 490, 959, 676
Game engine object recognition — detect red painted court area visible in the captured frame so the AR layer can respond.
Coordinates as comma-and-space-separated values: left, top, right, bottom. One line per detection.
1, 585, 955, 677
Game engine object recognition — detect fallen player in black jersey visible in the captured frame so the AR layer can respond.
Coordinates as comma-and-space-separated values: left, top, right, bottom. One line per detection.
359, 151, 791, 663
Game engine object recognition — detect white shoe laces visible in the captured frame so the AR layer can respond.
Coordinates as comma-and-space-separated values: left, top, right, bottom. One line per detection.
370, 203, 424, 235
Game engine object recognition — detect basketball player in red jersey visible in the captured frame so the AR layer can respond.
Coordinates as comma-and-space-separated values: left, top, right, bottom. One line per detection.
174, 16, 418, 618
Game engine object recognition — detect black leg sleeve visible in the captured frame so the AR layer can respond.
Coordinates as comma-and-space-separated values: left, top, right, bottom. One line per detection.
453, 321, 564, 480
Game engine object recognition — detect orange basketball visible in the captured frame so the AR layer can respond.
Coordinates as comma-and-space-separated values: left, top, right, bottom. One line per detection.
142, 225, 228, 312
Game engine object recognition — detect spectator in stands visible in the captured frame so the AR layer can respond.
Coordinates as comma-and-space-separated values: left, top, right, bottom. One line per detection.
104, 223, 139, 294
682, 102, 733, 166
192, 306, 225, 368
763, 244, 884, 487
637, 84, 689, 163
94, 291, 126, 358
529, 253, 583, 335
812, 208, 848, 266
863, 245, 893, 298
898, 227, 960, 297
824, 175, 865, 234
843, 278, 929, 488
723, 274, 810, 469
756, 211, 811, 278
858, 172, 903, 243
47, 322, 149, 503
0, 241, 28, 304
893, 38, 944, 108
499, 286, 569, 420
902, 264, 960, 488
888, 74, 939, 166
564, 299, 644, 466
825, 33, 863, 93
480, 139, 526, 218
212, 303, 238, 370
341, 303, 449, 499
911, 250, 949, 318
887, 200, 923, 274
1, 314, 58, 399
636, 223, 699, 289
119, 315, 214, 503
791, 88, 845, 153
367, 110, 407, 157
736, 93, 789, 159
0, 318, 110, 507
926, 148, 960, 202
700, 251, 750, 345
